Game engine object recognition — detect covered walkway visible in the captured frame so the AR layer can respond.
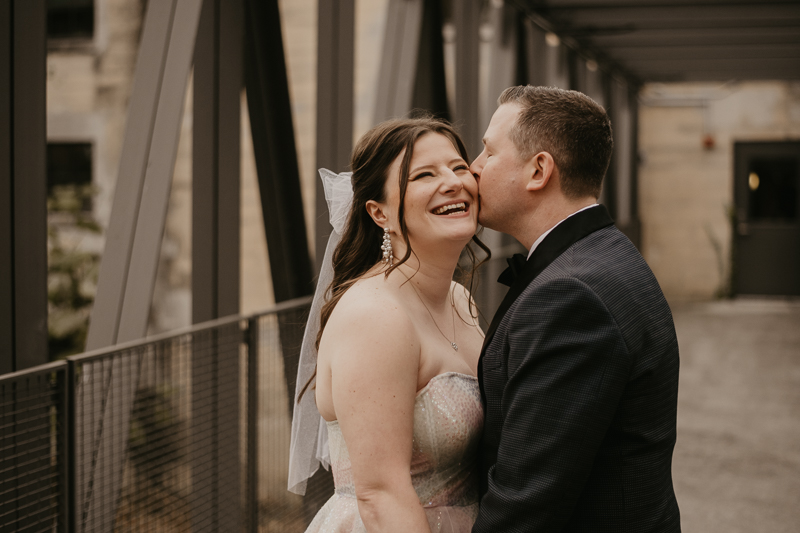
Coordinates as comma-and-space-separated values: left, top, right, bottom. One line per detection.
672, 298, 800, 532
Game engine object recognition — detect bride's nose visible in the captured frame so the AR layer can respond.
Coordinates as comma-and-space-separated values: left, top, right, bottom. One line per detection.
440, 169, 464, 193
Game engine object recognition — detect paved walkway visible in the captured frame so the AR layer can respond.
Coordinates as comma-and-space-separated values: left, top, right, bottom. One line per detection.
671, 298, 800, 532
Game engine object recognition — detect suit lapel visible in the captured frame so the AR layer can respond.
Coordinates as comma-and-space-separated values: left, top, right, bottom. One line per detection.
481, 204, 614, 353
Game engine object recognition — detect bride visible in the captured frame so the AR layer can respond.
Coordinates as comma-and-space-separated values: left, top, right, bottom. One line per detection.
288, 117, 488, 532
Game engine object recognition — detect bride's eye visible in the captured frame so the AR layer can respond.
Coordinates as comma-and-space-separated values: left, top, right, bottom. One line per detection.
412, 172, 433, 181
453, 164, 469, 172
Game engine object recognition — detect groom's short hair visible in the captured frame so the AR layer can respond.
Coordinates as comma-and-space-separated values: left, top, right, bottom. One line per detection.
498, 85, 613, 199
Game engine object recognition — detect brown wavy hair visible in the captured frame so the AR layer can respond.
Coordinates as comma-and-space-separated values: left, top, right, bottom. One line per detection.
297, 116, 490, 401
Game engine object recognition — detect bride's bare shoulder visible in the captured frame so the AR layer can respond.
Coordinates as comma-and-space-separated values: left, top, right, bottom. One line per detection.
326, 274, 415, 338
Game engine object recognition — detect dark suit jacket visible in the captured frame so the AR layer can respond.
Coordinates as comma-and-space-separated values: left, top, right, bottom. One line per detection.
473, 205, 681, 533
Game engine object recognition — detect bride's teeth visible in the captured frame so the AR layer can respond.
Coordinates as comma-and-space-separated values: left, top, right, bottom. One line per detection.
434, 202, 466, 215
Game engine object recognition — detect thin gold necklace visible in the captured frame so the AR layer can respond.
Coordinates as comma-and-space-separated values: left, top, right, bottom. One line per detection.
398, 268, 458, 351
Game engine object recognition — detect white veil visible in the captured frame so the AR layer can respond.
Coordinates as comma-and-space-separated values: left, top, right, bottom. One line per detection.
287, 168, 354, 495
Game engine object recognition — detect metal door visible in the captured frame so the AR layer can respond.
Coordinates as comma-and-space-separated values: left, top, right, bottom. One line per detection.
734, 142, 800, 296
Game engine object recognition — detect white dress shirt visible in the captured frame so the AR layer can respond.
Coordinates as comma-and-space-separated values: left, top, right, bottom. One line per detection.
527, 204, 599, 259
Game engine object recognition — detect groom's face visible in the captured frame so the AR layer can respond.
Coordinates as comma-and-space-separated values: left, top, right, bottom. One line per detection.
470, 103, 533, 234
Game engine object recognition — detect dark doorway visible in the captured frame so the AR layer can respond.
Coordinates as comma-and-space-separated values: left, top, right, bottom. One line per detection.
734, 142, 800, 296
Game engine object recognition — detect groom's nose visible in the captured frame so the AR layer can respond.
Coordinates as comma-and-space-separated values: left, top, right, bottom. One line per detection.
470, 154, 484, 181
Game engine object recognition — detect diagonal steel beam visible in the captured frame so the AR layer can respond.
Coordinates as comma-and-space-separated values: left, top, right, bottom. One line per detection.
86, 0, 178, 349
116, 0, 204, 343
79, 1, 204, 531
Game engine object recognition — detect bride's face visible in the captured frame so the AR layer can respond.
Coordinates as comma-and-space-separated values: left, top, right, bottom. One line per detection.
383, 132, 478, 249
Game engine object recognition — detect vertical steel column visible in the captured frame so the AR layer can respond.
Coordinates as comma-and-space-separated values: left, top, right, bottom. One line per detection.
315, 0, 355, 272
373, 0, 424, 123
193, 0, 243, 323
244, 0, 313, 301
628, 88, 641, 247
454, 0, 481, 157
544, 35, 569, 89
246, 317, 259, 533
474, 1, 527, 323
0, 0, 48, 373
0, 0, 13, 374
611, 78, 633, 236
521, 19, 546, 87
194, 3, 244, 527
412, 0, 449, 120
374, 0, 449, 123
601, 73, 617, 218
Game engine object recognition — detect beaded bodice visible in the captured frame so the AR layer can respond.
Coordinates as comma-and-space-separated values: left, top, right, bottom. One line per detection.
325, 372, 483, 508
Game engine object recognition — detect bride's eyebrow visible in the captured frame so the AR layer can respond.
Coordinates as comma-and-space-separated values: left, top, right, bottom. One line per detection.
410, 158, 466, 175
410, 164, 435, 174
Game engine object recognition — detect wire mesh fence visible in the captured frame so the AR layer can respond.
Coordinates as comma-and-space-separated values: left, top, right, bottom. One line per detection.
0, 362, 68, 533
0, 296, 334, 533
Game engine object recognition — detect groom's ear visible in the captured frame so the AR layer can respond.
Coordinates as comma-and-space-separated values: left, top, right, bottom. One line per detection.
525, 151, 556, 192
365, 200, 389, 227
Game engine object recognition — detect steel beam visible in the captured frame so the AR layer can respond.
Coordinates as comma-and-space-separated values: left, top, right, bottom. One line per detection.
86, 0, 179, 349
193, 0, 243, 323
544, 37, 570, 89
193, 1, 244, 531
0, 0, 10, 374
412, 0, 450, 120
545, 4, 800, 26
115, 0, 204, 342
0, 0, 48, 373
79, 1, 203, 531
374, 0, 424, 122
454, 0, 482, 157
244, 0, 313, 302
315, 0, 355, 273
611, 77, 633, 234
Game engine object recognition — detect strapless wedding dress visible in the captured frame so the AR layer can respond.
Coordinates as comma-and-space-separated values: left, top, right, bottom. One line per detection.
306, 372, 483, 532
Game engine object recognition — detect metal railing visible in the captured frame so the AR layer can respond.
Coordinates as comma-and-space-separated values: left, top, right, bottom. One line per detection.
0, 296, 333, 532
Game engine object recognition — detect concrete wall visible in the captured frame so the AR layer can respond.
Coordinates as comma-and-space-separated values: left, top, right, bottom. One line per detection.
638, 81, 800, 302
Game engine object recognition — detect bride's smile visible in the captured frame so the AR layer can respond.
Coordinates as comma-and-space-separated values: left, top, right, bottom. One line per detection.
384, 132, 478, 253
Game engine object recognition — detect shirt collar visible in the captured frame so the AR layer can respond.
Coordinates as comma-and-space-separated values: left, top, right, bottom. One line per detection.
527, 203, 599, 259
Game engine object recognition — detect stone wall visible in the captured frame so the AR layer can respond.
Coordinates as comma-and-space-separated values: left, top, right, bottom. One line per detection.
638, 81, 800, 302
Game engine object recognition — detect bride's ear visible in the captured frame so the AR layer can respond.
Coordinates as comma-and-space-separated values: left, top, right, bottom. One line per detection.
365, 200, 389, 228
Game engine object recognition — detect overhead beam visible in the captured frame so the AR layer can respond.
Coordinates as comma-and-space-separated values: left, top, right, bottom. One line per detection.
602, 44, 800, 61
588, 27, 800, 48
543, 4, 800, 25
623, 57, 800, 73
543, 0, 799, 6
0, 0, 48, 373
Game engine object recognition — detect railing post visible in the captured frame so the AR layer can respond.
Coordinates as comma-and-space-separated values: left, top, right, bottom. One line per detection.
246, 316, 259, 533
66, 359, 77, 533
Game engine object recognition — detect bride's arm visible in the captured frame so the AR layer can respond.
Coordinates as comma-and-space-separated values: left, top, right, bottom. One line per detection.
321, 290, 430, 532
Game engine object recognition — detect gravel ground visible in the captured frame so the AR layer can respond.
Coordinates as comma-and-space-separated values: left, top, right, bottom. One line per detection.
671, 298, 800, 532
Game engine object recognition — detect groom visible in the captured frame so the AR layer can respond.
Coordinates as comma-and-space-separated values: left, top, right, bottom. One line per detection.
470, 86, 681, 532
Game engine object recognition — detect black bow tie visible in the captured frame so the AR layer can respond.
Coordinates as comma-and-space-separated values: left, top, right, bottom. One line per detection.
498, 253, 528, 287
